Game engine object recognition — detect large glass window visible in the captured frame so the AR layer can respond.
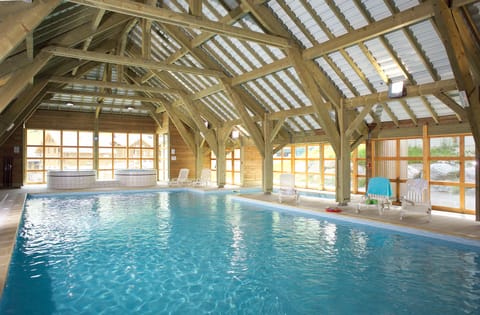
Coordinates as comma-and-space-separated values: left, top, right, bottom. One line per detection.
374, 135, 475, 214
98, 131, 155, 179
25, 129, 93, 184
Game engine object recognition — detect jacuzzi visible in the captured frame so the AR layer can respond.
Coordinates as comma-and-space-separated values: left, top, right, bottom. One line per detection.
47, 170, 96, 189
114, 169, 157, 187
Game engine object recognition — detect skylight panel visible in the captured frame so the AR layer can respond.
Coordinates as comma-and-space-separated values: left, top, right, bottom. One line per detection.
237, 14, 264, 33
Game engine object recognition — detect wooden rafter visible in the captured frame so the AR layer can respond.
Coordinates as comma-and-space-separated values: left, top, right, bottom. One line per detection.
70, 0, 291, 48
44, 46, 225, 78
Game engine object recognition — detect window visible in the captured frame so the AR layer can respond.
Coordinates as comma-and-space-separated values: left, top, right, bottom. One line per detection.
25, 129, 93, 184
98, 132, 155, 179
374, 135, 475, 214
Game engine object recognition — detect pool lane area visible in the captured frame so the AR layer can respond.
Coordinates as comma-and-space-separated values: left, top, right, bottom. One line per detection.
1, 184, 480, 299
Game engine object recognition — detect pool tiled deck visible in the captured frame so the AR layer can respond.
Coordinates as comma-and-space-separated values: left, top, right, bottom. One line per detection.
1, 184, 480, 296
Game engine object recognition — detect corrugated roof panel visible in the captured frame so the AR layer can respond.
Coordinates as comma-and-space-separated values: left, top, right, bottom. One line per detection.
215, 92, 239, 120
304, 115, 321, 130
314, 57, 355, 98
361, 0, 391, 21
201, 95, 231, 121
344, 45, 387, 92
405, 97, 431, 119
410, 20, 453, 81
254, 78, 284, 111
428, 95, 458, 116
203, 41, 242, 76
214, 37, 252, 72
285, 117, 301, 132
308, 0, 347, 37
335, 0, 368, 29
168, 72, 196, 93
163, 0, 186, 13
386, 101, 410, 121
275, 70, 310, 105
328, 51, 371, 96
267, 1, 314, 48
364, 37, 406, 82
243, 82, 277, 112
394, 0, 421, 11
291, 116, 311, 132
384, 29, 432, 84
263, 75, 301, 109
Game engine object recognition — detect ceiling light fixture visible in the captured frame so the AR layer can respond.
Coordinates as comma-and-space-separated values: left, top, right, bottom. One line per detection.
388, 81, 406, 98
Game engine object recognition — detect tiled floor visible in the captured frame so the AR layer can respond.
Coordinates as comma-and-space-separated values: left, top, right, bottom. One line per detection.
1, 184, 479, 296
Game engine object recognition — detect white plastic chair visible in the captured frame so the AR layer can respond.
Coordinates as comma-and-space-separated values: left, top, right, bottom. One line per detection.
192, 168, 211, 187
400, 178, 431, 221
278, 173, 299, 203
169, 168, 190, 186
357, 177, 392, 215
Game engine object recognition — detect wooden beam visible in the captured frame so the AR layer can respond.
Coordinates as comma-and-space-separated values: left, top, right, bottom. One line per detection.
0, 0, 61, 63
45, 88, 167, 104
0, 79, 48, 141
48, 76, 181, 95
434, 1, 475, 97
303, 1, 434, 60
434, 92, 467, 122
222, 80, 265, 157
180, 93, 218, 154
70, 0, 291, 48
44, 46, 225, 78
0, 50, 52, 114
188, 0, 202, 17
345, 79, 458, 108
288, 48, 340, 153
231, 57, 292, 86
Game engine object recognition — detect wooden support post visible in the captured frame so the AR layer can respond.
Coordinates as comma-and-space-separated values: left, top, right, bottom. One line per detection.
194, 132, 204, 180
336, 101, 351, 205
216, 140, 226, 188
263, 114, 273, 194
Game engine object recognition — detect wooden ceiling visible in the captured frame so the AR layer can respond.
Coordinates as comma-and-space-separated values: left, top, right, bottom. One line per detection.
0, 0, 479, 155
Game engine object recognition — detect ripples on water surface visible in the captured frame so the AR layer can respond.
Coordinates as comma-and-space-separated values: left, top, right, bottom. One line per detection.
1, 191, 480, 314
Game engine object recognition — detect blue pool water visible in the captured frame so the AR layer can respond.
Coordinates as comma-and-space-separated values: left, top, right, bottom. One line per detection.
1, 190, 480, 314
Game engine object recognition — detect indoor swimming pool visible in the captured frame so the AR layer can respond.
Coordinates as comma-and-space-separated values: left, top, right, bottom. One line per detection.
1, 190, 479, 314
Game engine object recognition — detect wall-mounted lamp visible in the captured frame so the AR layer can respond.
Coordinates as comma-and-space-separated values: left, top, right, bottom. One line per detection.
388, 81, 406, 98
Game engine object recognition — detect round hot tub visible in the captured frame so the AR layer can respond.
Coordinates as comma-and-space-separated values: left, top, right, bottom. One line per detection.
114, 169, 157, 187
47, 170, 96, 189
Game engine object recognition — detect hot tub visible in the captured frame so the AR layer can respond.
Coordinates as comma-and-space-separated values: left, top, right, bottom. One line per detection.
47, 170, 96, 189
114, 169, 157, 187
